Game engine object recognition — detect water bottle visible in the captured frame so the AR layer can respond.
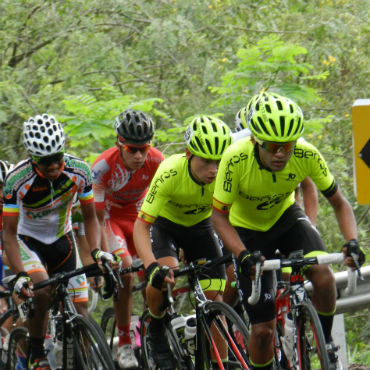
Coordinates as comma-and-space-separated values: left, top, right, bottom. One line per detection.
184, 315, 196, 355
171, 315, 187, 340
281, 314, 294, 364
44, 335, 58, 370
53, 339, 63, 369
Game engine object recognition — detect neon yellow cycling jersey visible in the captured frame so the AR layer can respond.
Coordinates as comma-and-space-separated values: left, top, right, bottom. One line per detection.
213, 137, 336, 231
138, 154, 215, 227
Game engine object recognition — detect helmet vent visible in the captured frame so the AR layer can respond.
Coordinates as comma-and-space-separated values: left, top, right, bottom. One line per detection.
257, 117, 268, 135
276, 100, 283, 111
214, 137, 219, 154
287, 119, 294, 137
205, 139, 213, 154
280, 116, 285, 136
194, 136, 205, 154
269, 119, 278, 136
265, 104, 272, 113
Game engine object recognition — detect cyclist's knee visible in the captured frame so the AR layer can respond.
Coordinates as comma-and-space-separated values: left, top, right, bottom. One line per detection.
146, 285, 164, 315
121, 271, 134, 289
33, 286, 52, 310
251, 322, 275, 346
307, 265, 335, 289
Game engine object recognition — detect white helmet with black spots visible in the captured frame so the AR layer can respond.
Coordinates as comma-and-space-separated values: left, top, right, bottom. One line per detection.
23, 113, 65, 157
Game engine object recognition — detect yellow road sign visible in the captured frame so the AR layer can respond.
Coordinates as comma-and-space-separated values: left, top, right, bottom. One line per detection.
352, 99, 370, 204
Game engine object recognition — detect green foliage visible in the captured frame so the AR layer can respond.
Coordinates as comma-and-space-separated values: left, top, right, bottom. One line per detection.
209, 35, 325, 108
0, 0, 370, 361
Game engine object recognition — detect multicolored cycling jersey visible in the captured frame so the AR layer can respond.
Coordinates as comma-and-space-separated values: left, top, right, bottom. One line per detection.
213, 137, 337, 231
138, 154, 215, 227
91, 146, 164, 217
3, 154, 94, 244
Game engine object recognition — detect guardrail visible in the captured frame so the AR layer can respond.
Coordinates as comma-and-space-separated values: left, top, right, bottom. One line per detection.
305, 265, 370, 369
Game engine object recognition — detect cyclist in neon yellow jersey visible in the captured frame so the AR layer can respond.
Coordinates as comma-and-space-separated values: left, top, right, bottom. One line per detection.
223, 108, 319, 310
212, 92, 364, 370
134, 115, 232, 370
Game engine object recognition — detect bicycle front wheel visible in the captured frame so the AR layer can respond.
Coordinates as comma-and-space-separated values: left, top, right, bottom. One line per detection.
140, 309, 194, 370
296, 301, 330, 370
72, 315, 115, 370
7, 326, 29, 370
100, 307, 117, 356
198, 301, 250, 370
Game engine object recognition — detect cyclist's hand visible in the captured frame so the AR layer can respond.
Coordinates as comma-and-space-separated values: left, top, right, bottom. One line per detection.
145, 262, 174, 290
13, 272, 33, 299
237, 250, 264, 279
91, 248, 121, 269
88, 276, 103, 292
342, 239, 365, 269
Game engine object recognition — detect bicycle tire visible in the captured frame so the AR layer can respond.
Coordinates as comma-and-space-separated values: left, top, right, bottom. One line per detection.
296, 301, 330, 370
71, 315, 115, 370
198, 301, 250, 370
100, 306, 116, 354
140, 309, 194, 370
7, 326, 29, 370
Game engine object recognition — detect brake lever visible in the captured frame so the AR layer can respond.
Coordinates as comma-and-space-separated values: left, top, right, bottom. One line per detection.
350, 252, 364, 281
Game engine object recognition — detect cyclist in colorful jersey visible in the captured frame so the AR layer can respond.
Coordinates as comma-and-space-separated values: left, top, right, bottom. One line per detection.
133, 115, 232, 370
212, 92, 364, 370
2, 114, 114, 370
91, 109, 164, 369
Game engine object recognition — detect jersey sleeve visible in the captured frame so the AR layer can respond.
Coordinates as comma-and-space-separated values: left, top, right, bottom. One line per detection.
3, 181, 19, 217
91, 155, 110, 209
70, 158, 94, 205
137, 159, 174, 224
297, 141, 337, 198
213, 145, 243, 214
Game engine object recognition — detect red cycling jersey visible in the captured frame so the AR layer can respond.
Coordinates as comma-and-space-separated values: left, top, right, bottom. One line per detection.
91, 146, 164, 257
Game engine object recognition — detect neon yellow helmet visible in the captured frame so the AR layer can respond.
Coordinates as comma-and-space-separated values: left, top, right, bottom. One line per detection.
248, 92, 304, 142
184, 115, 232, 160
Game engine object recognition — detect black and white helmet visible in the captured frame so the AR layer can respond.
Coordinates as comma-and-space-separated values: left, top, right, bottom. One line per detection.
23, 113, 65, 156
114, 109, 154, 145
0, 160, 13, 183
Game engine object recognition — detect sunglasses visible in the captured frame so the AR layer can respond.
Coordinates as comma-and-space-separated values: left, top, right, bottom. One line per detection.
120, 143, 151, 155
32, 152, 64, 166
255, 138, 295, 154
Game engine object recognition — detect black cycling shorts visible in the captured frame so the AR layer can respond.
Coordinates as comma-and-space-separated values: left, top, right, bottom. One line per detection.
235, 203, 326, 324
151, 216, 225, 282
19, 231, 78, 274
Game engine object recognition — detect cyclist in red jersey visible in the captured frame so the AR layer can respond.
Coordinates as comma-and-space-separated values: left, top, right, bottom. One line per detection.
91, 109, 164, 369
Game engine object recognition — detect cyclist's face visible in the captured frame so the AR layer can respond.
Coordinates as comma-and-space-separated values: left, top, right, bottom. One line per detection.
255, 139, 293, 171
117, 141, 150, 171
186, 150, 219, 184
33, 156, 65, 181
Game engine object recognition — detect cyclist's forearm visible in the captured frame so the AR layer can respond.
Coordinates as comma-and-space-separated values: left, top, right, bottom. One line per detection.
3, 217, 25, 273
133, 219, 156, 267
3, 235, 24, 273
328, 189, 357, 241
96, 208, 109, 251
211, 209, 247, 257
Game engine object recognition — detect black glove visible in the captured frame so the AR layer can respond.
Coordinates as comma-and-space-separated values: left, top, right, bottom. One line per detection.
237, 250, 262, 277
343, 239, 365, 267
145, 262, 168, 290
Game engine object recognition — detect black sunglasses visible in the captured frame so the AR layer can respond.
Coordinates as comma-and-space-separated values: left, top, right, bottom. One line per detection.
32, 152, 64, 166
